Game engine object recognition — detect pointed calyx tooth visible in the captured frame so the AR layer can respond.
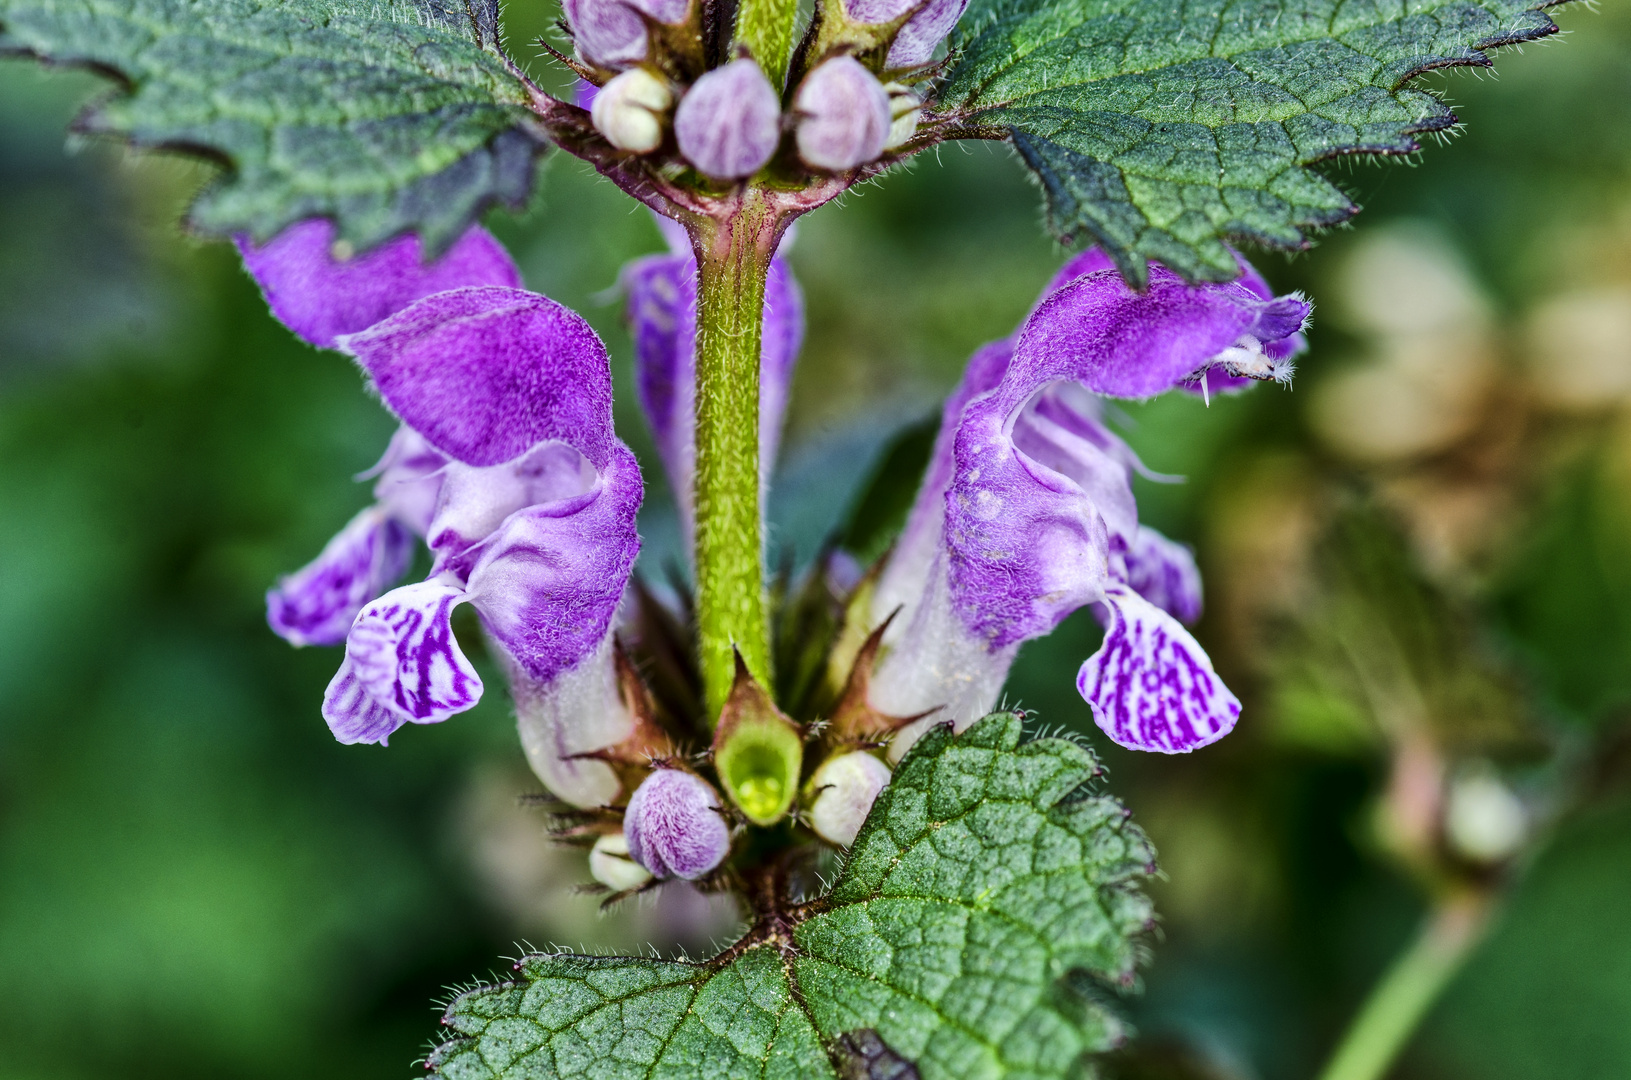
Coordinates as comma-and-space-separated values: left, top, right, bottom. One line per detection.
794, 56, 892, 172
591, 68, 674, 153
623, 766, 731, 880
712, 652, 804, 826
673, 59, 783, 180
589, 830, 655, 891
828, 609, 937, 745
805, 750, 892, 847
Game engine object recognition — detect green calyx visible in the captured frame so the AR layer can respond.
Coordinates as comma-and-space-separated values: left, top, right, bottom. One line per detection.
713, 653, 804, 826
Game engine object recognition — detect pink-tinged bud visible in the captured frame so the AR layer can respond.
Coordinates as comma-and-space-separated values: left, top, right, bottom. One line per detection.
589, 831, 654, 891
674, 59, 782, 180
805, 751, 892, 847
591, 68, 674, 152
623, 768, 731, 880
794, 56, 892, 172
563, 0, 689, 69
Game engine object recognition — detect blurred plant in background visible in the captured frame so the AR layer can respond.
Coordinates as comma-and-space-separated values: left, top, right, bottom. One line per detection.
2, 2, 1630, 1080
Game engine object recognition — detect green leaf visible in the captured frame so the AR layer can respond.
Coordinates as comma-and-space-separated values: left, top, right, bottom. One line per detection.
0, 0, 545, 252
431, 713, 1155, 1080
941, 0, 1565, 283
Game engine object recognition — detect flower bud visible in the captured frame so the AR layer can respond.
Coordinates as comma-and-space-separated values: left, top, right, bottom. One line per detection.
563, 0, 689, 69
1445, 766, 1528, 864
806, 751, 891, 847
884, 83, 921, 149
589, 831, 654, 891
794, 57, 892, 172
623, 768, 731, 880
674, 59, 782, 180
591, 68, 674, 153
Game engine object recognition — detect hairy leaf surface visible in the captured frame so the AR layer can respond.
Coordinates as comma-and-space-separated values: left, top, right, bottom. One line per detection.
431, 713, 1155, 1080
940, 0, 1566, 282
0, 0, 543, 251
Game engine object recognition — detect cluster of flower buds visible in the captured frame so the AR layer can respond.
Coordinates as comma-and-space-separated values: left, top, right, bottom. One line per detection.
566, 0, 964, 181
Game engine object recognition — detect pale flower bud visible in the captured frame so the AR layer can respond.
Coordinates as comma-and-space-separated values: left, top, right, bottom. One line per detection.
674, 59, 782, 180
563, 0, 689, 69
806, 751, 892, 847
794, 56, 892, 172
623, 768, 731, 880
591, 68, 674, 153
589, 831, 653, 892
884, 83, 921, 149
1445, 766, 1528, 864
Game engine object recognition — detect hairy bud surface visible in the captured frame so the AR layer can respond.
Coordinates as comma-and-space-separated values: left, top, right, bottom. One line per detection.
674, 59, 782, 180
794, 56, 892, 172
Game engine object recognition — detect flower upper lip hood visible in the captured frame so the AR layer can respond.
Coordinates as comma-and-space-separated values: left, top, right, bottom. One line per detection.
870, 249, 1311, 755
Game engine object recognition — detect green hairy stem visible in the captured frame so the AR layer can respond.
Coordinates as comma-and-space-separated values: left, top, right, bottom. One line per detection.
1316, 892, 1492, 1080
733, 0, 800, 88
691, 195, 778, 718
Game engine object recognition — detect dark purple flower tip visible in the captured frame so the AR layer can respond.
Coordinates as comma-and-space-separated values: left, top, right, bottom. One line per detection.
267, 507, 415, 647
674, 59, 782, 180
236, 220, 521, 349
794, 56, 892, 171
623, 768, 731, 880
339, 287, 618, 469
563, 0, 689, 68
591, 68, 674, 152
1077, 584, 1239, 753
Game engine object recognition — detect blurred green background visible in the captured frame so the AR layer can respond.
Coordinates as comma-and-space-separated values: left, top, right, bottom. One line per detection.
3, 4, 1631, 1078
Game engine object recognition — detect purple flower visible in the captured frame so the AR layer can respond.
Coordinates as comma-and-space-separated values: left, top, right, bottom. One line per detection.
842, 0, 971, 68
674, 59, 783, 181
623, 767, 732, 880
621, 217, 803, 550
870, 251, 1310, 755
322, 287, 646, 806
563, 0, 690, 69
794, 56, 893, 171
244, 221, 646, 808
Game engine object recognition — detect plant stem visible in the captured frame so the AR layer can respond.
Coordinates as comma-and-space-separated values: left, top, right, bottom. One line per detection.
734, 0, 800, 88
1315, 891, 1492, 1080
692, 194, 776, 719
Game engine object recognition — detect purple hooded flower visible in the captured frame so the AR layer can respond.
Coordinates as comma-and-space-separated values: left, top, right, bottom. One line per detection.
252, 223, 519, 646
623, 767, 732, 880
871, 251, 1310, 755
622, 216, 803, 550
314, 287, 646, 807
